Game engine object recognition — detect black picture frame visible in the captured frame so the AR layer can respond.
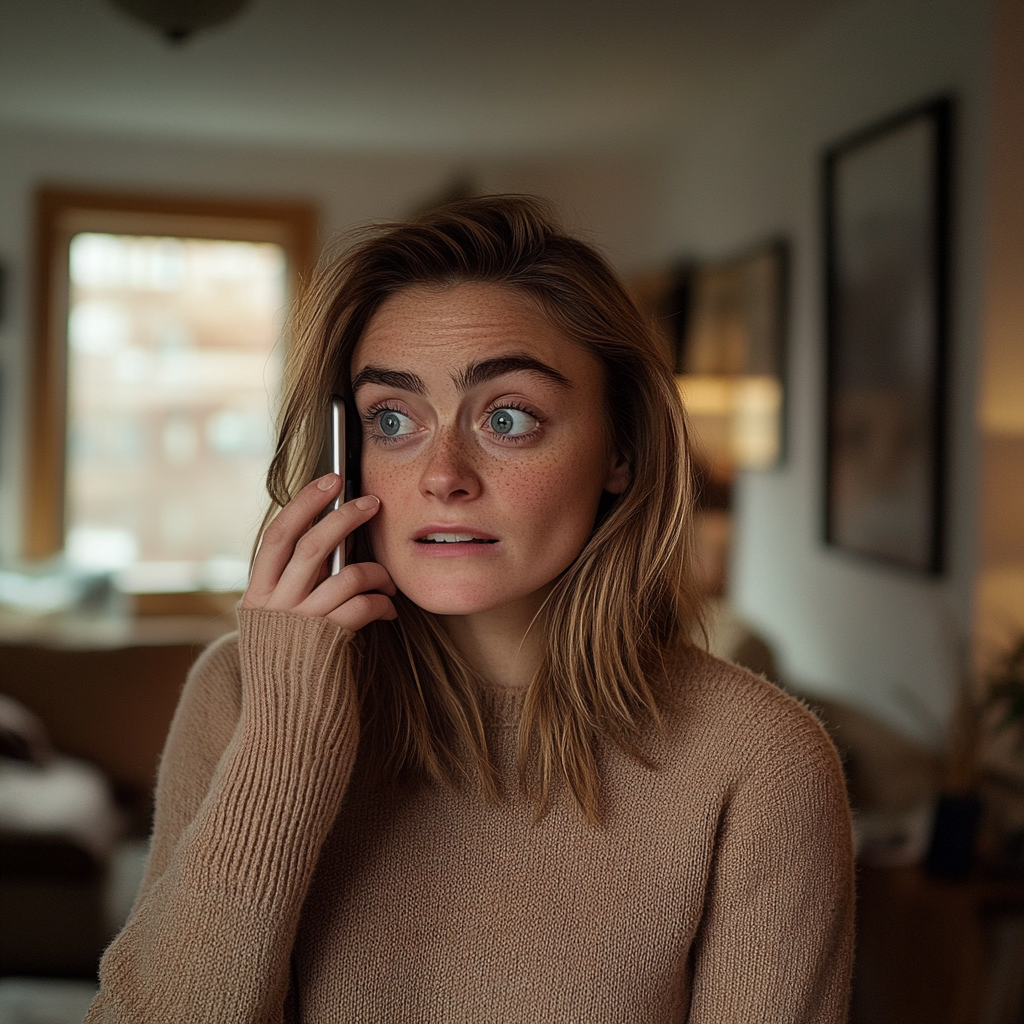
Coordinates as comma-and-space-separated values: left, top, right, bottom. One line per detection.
823, 97, 952, 574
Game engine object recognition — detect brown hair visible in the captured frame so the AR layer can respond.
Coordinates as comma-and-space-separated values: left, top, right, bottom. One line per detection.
259, 195, 701, 824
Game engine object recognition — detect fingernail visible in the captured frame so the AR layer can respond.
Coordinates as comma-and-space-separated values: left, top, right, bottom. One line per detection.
317, 473, 339, 491
355, 494, 380, 510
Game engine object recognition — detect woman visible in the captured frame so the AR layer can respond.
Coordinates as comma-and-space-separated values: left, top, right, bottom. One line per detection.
87, 196, 854, 1023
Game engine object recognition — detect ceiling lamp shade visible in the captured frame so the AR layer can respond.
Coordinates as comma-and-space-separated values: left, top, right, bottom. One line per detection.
108, 0, 253, 42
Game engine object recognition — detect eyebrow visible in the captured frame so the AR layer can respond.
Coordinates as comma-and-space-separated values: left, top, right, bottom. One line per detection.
350, 367, 426, 394
351, 355, 573, 395
455, 356, 572, 392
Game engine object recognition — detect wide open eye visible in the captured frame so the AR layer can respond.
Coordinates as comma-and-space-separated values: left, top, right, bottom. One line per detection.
376, 409, 415, 437
488, 407, 538, 436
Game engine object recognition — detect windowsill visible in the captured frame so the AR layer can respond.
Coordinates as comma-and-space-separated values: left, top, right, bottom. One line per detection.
0, 601, 238, 649
125, 589, 242, 618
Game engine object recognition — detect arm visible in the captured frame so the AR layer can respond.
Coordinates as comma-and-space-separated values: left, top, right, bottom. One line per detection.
87, 609, 357, 1024
687, 715, 856, 1024
86, 475, 396, 1023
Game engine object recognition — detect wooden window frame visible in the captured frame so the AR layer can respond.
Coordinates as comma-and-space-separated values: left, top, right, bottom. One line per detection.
26, 186, 318, 560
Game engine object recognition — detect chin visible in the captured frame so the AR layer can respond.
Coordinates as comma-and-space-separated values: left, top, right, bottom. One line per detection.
387, 566, 525, 617
399, 584, 513, 617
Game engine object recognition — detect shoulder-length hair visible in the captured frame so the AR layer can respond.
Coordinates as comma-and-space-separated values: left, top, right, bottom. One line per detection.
258, 195, 700, 825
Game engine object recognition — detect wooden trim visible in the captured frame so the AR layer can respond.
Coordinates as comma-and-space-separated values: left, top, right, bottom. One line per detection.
25, 186, 319, 559
26, 189, 68, 559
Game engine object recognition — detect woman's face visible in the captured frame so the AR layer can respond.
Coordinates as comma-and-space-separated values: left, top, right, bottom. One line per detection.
350, 281, 628, 619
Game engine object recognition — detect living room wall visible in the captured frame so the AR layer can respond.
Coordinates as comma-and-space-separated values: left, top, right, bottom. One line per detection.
653, 0, 991, 744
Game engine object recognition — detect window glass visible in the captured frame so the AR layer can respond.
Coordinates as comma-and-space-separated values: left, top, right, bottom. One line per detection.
65, 233, 287, 591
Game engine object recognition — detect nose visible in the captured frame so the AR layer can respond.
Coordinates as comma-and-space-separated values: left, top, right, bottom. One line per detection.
418, 426, 482, 502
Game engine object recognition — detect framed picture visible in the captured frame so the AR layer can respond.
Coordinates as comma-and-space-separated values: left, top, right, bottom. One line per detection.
629, 238, 788, 480
823, 97, 952, 573
680, 239, 788, 382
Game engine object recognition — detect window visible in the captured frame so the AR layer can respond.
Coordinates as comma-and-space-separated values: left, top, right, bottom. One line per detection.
28, 188, 318, 599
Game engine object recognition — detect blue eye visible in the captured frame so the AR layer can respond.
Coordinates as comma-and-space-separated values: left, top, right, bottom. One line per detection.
377, 410, 414, 437
488, 408, 537, 436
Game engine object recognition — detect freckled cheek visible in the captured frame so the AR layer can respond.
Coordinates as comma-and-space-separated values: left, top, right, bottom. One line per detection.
493, 455, 603, 531
359, 456, 406, 501
359, 458, 411, 555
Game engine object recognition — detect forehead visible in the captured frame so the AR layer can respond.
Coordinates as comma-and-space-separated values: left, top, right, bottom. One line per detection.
351, 281, 600, 383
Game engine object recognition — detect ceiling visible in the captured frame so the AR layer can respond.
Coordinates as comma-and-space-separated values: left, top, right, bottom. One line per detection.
0, 0, 851, 155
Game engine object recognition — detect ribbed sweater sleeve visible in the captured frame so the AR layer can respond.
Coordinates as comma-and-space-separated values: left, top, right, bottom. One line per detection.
686, 690, 856, 1023
85, 608, 359, 1024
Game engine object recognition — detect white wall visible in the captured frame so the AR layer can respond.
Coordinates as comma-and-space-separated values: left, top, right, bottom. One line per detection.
0, 125, 666, 562
655, 0, 991, 745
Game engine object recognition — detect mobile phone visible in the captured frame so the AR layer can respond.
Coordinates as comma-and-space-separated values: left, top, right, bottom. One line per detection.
329, 394, 355, 576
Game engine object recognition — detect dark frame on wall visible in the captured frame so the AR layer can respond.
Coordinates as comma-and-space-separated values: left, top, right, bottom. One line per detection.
823, 96, 952, 575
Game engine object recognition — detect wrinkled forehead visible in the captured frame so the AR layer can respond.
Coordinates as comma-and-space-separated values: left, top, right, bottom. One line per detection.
347, 281, 605, 394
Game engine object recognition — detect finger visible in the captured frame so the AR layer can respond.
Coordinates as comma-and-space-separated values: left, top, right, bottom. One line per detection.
325, 593, 398, 632
292, 562, 397, 618
244, 474, 341, 606
313, 554, 331, 589
264, 496, 382, 610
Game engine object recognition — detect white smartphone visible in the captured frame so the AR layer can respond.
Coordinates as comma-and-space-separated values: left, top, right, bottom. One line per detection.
329, 394, 351, 576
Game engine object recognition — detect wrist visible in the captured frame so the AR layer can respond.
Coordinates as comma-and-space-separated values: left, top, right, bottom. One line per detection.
236, 606, 358, 749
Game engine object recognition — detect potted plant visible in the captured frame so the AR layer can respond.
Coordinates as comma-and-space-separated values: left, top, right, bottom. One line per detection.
926, 634, 1024, 878
986, 635, 1024, 747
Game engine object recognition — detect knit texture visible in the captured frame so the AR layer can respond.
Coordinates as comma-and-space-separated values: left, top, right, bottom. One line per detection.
86, 607, 855, 1023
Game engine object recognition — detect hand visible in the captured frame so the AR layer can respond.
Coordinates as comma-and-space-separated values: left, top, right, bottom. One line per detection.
241, 473, 398, 631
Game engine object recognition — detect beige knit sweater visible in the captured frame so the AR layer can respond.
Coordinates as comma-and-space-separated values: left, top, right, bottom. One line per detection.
86, 607, 855, 1023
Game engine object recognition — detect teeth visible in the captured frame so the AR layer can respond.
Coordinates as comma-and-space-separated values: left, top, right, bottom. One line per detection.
423, 533, 485, 543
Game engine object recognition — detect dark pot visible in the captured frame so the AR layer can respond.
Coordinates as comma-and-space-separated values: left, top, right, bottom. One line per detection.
925, 793, 984, 879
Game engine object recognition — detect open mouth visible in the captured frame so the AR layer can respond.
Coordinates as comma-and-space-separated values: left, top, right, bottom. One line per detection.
416, 533, 498, 544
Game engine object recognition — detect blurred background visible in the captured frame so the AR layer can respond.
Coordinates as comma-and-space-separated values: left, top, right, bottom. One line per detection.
0, 0, 1021, 1021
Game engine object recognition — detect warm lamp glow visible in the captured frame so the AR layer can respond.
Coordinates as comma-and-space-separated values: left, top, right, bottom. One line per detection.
676, 374, 782, 470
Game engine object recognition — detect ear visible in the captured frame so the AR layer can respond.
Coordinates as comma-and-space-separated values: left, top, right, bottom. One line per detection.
603, 450, 630, 495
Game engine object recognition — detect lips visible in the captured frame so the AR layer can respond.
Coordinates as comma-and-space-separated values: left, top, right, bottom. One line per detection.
413, 527, 499, 544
